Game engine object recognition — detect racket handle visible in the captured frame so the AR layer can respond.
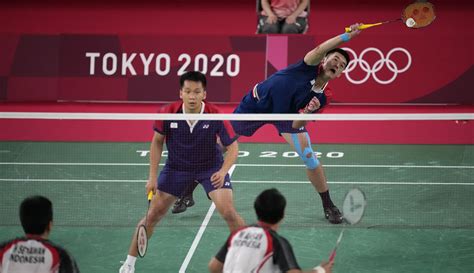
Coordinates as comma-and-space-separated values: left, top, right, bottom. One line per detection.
329, 250, 337, 262
345, 23, 383, 32
147, 191, 153, 201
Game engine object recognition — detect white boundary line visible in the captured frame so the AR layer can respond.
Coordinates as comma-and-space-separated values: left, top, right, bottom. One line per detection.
0, 162, 472, 169
0, 179, 147, 182
0, 178, 472, 186
178, 164, 237, 272
232, 180, 474, 186
237, 164, 474, 169
0, 162, 150, 166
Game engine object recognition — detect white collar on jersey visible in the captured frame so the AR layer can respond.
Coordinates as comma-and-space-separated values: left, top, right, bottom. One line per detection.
310, 80, 328, 94
182, 101, 205, 133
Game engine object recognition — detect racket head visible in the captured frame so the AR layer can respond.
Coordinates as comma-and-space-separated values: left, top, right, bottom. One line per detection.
137, 225, 148, 258
402, 1, 436, 28
342, 188, 367, 225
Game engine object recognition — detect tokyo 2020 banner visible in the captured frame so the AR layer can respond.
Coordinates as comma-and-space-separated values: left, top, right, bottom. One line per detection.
0, 33, 472, 104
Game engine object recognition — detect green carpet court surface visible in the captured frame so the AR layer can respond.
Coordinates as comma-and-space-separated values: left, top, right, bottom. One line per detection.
0, 142, 473, 273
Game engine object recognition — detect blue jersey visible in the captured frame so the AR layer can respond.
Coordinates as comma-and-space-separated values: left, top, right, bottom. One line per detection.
154, 101, 237, 171
234, 60, 330, 114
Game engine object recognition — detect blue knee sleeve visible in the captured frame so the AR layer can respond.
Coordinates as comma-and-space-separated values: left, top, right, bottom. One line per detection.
302, 146, 319, 169
291, 133, 320, 170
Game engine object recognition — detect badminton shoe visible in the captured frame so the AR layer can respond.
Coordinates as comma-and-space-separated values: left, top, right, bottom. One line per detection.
171, 195, 195, 214
324, 206, 343, 224
119, 262, 134, 273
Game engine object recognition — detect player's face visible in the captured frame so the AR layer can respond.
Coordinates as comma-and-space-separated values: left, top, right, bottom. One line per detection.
321, 52, 347, 80
180, 80, 206, 113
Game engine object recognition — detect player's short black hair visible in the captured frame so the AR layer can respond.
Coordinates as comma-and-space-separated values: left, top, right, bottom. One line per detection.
179, 71, 207, 89
20, 195, 53, 235
254, 188, 286, 224
326, 48, 351, 67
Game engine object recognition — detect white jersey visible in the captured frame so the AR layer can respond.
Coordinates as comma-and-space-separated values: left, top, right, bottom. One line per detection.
216, 225, 300, 273
0, 237, 79, 273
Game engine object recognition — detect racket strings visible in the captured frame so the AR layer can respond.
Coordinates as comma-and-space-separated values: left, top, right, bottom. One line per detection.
137, 192, 154, 258
345, 1, 435, 31
402, 1, 436, 28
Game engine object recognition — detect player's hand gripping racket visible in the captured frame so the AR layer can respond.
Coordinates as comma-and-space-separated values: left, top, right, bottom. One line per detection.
137, 191, 153, 258
345, 1, 436, 32
329, 188, 367, 262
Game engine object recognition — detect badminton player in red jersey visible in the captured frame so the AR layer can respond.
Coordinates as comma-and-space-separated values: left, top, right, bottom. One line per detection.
119, 71, 245, 273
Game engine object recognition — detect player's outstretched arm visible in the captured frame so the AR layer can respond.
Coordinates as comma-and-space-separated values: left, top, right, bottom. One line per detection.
303, 23, 362, 66
146, 132, 164, 194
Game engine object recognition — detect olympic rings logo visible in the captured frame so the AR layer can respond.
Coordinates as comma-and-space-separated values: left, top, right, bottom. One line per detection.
341, 47, 412, 85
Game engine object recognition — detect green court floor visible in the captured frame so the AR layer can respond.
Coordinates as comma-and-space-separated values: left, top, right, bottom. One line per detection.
0, 142, 473, 273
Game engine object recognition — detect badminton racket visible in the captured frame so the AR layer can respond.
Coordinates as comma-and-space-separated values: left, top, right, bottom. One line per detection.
345, 1, 436, 32
137, 191, 153, 258
329, 188, 367, 262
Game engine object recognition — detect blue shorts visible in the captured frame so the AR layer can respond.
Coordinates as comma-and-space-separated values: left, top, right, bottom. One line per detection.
157, 164, 232, 197
231, 120, 307, 137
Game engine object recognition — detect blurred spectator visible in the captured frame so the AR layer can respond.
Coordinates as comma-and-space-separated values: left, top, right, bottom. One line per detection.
258, 0, 309, 34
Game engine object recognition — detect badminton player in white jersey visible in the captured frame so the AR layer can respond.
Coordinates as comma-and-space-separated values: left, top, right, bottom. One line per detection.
0, 196, 80, 273
209, 188, 333, 273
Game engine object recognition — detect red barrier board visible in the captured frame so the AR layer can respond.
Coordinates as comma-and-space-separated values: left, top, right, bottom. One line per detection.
0, 33, 472, 104
0, 1, 472, 104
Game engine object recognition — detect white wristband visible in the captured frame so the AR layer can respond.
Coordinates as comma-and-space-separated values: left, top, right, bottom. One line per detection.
313, 265, 326, 273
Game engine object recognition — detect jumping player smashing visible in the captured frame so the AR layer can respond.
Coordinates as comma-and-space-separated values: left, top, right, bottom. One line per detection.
231, 23, 364, 224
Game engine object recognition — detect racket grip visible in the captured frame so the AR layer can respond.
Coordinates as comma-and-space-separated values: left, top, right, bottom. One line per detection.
147, 191, 153, 201
329, 250, 336, 262
345, 23, 381, 32
346, 25, 368, 32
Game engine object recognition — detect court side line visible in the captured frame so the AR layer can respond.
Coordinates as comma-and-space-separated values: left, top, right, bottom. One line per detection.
0, 178, 147, 182
237, 164, 474, 169
0, 178, 472, 186
0, 162, 149, 166
178, 164, 237, 273
232, 180, 474, 186
0, 162, 472, 169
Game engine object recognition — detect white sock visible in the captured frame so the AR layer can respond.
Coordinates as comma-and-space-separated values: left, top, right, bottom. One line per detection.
125, 255, 137, 266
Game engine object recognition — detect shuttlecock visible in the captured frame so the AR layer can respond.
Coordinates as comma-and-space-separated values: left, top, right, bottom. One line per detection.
406, 18, 416, 28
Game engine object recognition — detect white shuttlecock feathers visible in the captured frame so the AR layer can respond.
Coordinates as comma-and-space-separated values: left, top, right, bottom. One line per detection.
406, 18, 416, 28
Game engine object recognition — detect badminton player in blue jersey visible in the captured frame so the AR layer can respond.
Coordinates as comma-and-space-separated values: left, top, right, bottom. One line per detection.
231, 23, 364, 224
119, 71, 245, 273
